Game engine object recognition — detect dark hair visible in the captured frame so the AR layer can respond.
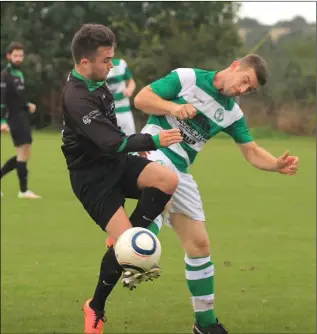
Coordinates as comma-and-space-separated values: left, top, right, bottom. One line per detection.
71, 24, 116, 64
238, 54, 269, 86
6, 41, 24, 54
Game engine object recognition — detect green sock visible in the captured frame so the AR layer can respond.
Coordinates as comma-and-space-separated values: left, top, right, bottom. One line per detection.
185, 255, 217, 328
146, 215, 163, 236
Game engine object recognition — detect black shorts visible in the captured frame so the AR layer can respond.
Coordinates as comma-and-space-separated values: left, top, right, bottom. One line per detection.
69, 154, 152, 230
7, 112, 32, 147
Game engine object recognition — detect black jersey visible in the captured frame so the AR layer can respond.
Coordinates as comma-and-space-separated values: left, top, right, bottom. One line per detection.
1, 63, 29, 120
61, 70, 159, 170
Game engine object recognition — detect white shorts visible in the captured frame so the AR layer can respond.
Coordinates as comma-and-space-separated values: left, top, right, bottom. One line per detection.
116, 111, 136, 136
146, 150, 205, 223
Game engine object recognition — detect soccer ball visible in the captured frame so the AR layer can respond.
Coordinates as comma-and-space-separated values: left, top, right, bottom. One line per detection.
114, 227, 161, 273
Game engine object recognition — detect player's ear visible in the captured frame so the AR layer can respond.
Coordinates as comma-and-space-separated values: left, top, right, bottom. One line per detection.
229, 60, 239, 72
80, 58, 89, 68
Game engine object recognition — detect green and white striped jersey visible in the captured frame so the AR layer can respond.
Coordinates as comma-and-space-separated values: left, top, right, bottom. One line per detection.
144, 68, 253, 173
106, 59, 132, 113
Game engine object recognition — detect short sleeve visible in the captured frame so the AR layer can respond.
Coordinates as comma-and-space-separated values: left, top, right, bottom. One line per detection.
222, 116, 253, 144
150, 71, 182, 100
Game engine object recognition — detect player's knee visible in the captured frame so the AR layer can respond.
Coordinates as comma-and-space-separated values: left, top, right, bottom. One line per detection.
140, 162, 179, 194
195, 236, 210, 254
158, 168, 179, 193
16, 144, 30, 161
187, 235, 210, 257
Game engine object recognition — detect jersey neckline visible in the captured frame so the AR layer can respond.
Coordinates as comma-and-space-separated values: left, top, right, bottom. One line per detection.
72, 69, 105, 92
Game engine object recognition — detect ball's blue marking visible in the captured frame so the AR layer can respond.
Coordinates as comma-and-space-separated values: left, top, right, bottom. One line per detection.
131, 230, 156, 256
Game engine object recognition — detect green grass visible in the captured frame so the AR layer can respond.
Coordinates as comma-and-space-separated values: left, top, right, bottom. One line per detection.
1, 132, 316, 334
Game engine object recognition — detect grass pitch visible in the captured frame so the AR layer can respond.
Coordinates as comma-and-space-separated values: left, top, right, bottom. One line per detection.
1, 132, 315, 333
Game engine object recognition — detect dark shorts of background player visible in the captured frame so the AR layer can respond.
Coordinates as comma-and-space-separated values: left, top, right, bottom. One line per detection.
69, 154, 152, 231
7, 112, 32, 147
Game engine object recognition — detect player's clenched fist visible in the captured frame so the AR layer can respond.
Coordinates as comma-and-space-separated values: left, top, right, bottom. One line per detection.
158, 128, 182, 147
170, 104, 196, 120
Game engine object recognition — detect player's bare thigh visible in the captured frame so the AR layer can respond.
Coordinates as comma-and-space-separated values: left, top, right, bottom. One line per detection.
137, 161, 179, 195
16, 144, 31, 161
170, 213, 210, 257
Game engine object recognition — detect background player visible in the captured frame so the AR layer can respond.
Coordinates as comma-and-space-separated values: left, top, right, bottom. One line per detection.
106, 58, 136, 135
0, 42, 41, 199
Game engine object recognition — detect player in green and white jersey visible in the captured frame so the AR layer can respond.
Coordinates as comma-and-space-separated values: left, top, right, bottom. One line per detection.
134, 54, 299, 334
106, 58, 136, 135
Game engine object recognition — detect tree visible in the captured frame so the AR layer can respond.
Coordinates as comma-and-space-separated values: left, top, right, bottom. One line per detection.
1, 1, 242, 128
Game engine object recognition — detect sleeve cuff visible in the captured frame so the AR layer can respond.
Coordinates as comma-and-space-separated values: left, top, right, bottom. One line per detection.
152, 134, 161, 149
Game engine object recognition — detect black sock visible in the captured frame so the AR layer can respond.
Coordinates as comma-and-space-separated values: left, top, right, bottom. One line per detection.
130, 187, 172, 228
16, 161, 28, 192
89, 189, 171, 311
0, 156, 17, 178
90, 246, 123, 311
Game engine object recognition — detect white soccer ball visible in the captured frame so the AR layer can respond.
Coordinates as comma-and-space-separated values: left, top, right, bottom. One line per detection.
114, 227, 161, 273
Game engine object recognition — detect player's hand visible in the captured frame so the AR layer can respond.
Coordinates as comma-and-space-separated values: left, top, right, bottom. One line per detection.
28, 103, 37, 113
123, 88, 133, 98
1, 123, 9, 133
159, 129, 182, 147
170, 104, 196, 120
276, 151, 299, 175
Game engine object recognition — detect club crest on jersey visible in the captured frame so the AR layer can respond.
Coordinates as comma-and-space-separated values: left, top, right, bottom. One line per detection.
214, 108, 224, 122
155, 159, 166, 167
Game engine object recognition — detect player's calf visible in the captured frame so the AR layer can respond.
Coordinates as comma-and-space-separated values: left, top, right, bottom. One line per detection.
105, 201, 169, 247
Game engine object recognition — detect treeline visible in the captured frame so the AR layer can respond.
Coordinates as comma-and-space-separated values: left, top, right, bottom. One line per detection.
1, 2, 315, 135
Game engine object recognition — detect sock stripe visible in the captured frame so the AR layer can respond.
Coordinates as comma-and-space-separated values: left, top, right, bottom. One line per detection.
153, 216, 163, 229
146, 215, 163, 236
185, 264, 214, 280
185, 255, 210, 267
186, 261, 213, 272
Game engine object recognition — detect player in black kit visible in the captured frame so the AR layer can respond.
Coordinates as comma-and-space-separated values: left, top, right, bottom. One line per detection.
61, 24, 182, 333
0, 42, 40, 199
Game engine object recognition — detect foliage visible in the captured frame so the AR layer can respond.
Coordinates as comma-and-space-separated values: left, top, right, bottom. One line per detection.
0, 2, 315, 135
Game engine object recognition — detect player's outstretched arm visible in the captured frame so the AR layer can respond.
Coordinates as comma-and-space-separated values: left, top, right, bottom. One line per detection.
238, 141, 299, 175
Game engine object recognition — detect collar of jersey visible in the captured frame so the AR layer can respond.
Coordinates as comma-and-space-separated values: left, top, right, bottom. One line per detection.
7, 63, 24, 79
72, 69, 105, 92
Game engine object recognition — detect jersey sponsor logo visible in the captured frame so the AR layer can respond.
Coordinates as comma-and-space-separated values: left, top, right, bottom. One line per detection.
82, 115, 91, 124
178, 114, 210, 145
214, 108, 224, 122
82, 109, 101, 124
